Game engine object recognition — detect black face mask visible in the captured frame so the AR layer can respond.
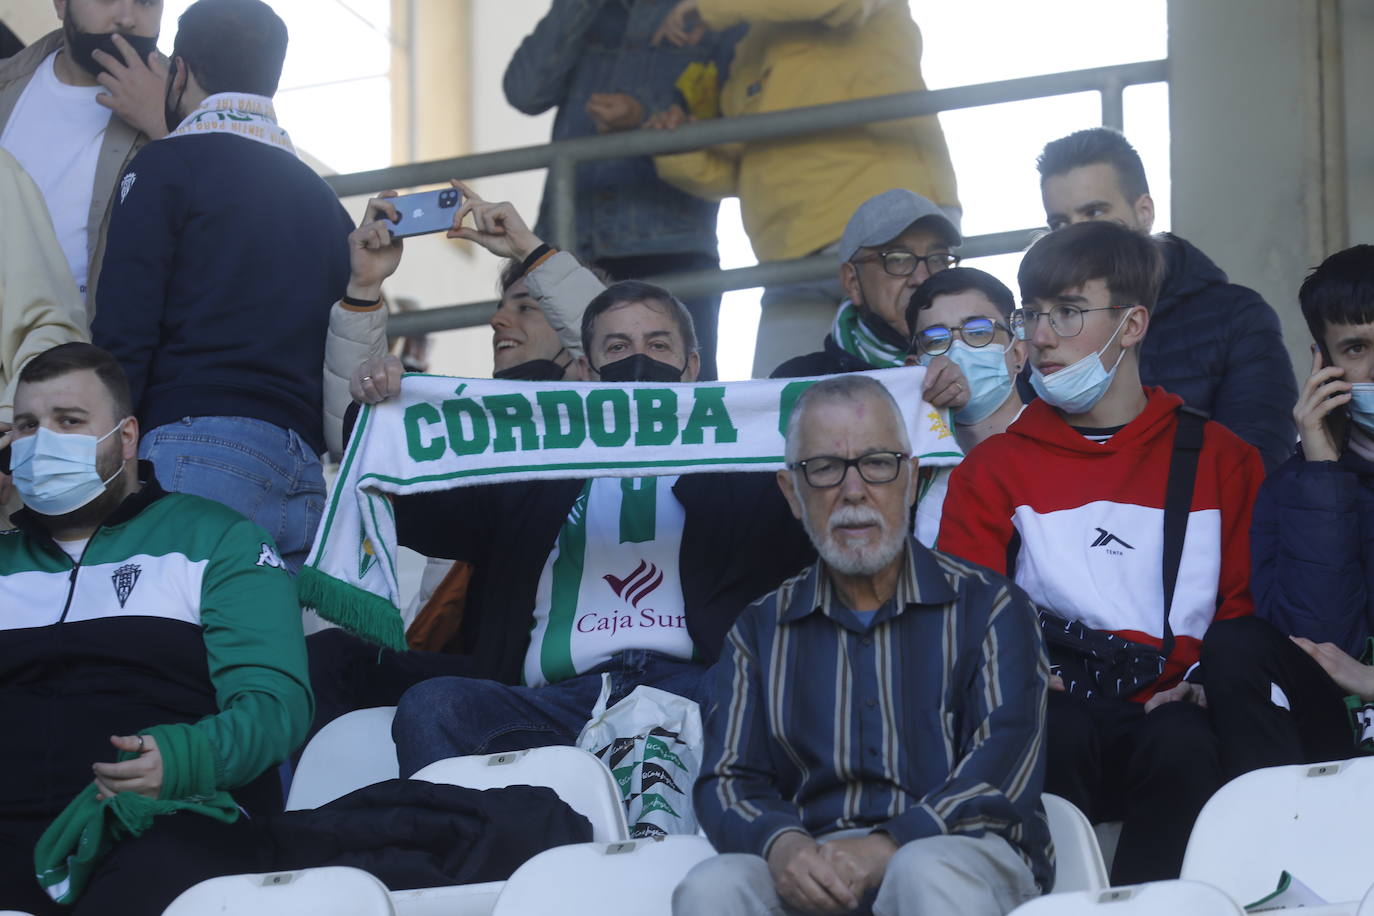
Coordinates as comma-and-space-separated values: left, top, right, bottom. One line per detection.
493, 359, 568, 382
596, 353, 686, 384
64, 25, 159, 79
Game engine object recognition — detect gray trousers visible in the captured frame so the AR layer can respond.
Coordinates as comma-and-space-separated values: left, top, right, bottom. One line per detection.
673, 833, 1039, 916
751, 242, 845, 378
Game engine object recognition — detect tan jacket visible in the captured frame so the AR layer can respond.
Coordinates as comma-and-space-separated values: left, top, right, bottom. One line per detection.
0, 30, 150, 318
0, 148, 88, 424
654, 0, 959, 261
321, 250, 604, 460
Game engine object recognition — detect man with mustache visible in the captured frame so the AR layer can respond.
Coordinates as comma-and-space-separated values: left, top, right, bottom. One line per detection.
0, 0, 169, 313
675, 374, 1050, 916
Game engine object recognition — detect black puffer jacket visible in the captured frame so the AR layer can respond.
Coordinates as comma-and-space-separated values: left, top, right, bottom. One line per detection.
1140, 234, 1297, 472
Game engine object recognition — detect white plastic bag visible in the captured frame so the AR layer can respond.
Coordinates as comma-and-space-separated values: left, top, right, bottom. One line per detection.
576, 679, 703, 838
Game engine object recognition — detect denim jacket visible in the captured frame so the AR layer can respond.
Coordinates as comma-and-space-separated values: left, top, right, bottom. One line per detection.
503, 0, 741, 261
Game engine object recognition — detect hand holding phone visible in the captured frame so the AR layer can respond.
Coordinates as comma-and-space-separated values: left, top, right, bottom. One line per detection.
1296, 343, 1349, 462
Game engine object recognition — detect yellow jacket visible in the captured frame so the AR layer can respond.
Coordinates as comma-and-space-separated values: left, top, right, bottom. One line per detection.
654, 0, 959, 262
0, 148, 88, 424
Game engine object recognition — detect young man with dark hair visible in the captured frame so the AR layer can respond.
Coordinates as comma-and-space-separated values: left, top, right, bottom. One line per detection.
1203, 245, 1374, 778
91, 0, 354, 572
938, 220, 1266, 884
1036, 127, 1297, 471
387, 280, 813, 775
0, 343, 311, 915
903, 267, 1027, 544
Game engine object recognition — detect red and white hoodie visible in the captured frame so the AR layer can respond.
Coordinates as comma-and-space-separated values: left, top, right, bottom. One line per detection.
937, 387, 1264, 701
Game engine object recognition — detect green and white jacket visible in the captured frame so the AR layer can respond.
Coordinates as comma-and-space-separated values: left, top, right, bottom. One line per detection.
0, 466, 313, 819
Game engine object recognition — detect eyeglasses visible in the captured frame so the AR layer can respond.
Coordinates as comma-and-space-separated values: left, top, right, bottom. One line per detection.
909, 316, 1011, 356
850, 250, 960, 278
789, 451, 907, 489
1010, 304, 1124, 340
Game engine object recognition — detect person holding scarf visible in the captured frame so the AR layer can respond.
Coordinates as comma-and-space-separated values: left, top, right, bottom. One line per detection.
91, 0, 355, 573
772, 189, 969, 416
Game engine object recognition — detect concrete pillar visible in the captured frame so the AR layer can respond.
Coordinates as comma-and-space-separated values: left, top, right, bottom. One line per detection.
1167, 0, 1347, 374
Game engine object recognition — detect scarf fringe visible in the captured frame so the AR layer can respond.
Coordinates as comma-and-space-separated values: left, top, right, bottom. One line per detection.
298, 566, 407, 651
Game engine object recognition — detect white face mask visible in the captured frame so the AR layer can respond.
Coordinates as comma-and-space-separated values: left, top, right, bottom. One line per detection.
1029, 311, 1131, 414
1349, 383, 1374, 434
922, 339, 1015, 425
10, 419, 127, 516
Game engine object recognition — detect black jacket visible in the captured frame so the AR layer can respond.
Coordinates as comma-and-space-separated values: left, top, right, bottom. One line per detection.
771, 334, 875, 379
1139, 234, 1297, 471
93, 134, 354, 455
394, 473, 815, 684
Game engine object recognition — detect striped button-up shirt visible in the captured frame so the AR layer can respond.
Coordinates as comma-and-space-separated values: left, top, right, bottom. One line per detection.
695, 538, 1054, 890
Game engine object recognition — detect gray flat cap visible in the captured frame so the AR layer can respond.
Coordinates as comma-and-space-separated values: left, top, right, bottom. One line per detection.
838, 189, 962, 263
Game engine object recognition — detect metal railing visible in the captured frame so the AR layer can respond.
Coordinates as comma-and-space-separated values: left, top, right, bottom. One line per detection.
323, 59, 1168, 338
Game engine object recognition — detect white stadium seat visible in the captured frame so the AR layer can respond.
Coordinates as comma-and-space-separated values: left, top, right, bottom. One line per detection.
390, 882, 504, 916
1181, 758, 1374, 905
490, 836, 716, 916
163, 866, 396, 915
1010, 880, 1244, 915
287, 706, 399, 811
411, 746, 630, 842
1042, 793, 1110, 893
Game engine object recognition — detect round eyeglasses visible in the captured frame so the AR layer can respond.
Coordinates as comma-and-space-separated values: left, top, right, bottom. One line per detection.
1009, 304, 1124, 340
850, 250, 960, 278
789, 451, 907, 489
909, 316, 1011, 357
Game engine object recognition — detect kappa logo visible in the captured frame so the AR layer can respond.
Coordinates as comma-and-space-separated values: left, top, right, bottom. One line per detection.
256, 542, 285, 569
602, 559, 664, 609
111, 563, 141, 608
120, 172, 136, 204
1091, 528, 1134, 551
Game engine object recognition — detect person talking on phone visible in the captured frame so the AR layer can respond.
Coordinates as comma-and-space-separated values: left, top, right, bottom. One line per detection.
1201, 245, 1374, 781
90, 0, 354, 573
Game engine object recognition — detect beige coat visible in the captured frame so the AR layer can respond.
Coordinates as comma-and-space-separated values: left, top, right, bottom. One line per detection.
0, 30, 150, 318
0, 148, 88, 425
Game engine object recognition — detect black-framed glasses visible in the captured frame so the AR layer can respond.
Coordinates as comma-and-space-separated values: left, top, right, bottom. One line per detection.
850, 249, 960, 278
1010, 304, 1124, 340
789, 451, 907, 489
909, 316, 1012, 356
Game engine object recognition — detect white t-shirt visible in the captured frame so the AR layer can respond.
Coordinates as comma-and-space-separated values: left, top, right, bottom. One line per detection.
54, 536, 90, 563
0, 51, 112, 296
523, 476, 694, 687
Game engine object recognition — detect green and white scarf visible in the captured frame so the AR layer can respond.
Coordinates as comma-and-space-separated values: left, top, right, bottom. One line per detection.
168, 92, 295, 155
831, 300, 910, 368
299, 369, 963, 649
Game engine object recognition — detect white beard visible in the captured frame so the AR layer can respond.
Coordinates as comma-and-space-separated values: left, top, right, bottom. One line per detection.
799, 478, 912, 577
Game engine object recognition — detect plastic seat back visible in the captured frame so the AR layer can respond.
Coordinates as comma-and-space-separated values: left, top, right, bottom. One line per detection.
1181, 758, 1374, 905
163, 866, 396, 915
287, 706, 399, 810
412, 746, 630, 841
490, 836, 715, 916
1042, 793, 1110, 892
1010, 880, 1244, 915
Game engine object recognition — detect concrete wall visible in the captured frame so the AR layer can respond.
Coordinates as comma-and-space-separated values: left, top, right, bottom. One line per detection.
0, 2, 56, 43
1168, 0, 1361, 378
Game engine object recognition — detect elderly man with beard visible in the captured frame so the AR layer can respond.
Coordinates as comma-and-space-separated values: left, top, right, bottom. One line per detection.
674, 374, 1051, 916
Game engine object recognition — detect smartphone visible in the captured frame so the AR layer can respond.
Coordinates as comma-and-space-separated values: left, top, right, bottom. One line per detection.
386, 187, 462, 239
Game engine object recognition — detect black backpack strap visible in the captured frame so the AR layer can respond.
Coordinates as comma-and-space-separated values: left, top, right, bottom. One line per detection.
1161, 407, 1208, 659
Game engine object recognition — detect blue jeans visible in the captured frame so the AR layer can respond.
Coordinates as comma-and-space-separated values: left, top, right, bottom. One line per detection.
392, 649, 706, 777
139, 416, 325, 573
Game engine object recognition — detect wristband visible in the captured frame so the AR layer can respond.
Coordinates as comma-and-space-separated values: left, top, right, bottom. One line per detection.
518, 243, 556, 278
342, 294, 381, 309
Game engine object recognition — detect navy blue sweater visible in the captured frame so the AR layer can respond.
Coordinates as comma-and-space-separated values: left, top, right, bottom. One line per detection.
93, 133, 353, 455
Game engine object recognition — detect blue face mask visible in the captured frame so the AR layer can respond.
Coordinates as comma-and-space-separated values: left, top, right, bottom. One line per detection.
1349, 384, 1374, 434
1029, 312, 1130, 414
10, 420, 126, 516
920, 340, 1014, 425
